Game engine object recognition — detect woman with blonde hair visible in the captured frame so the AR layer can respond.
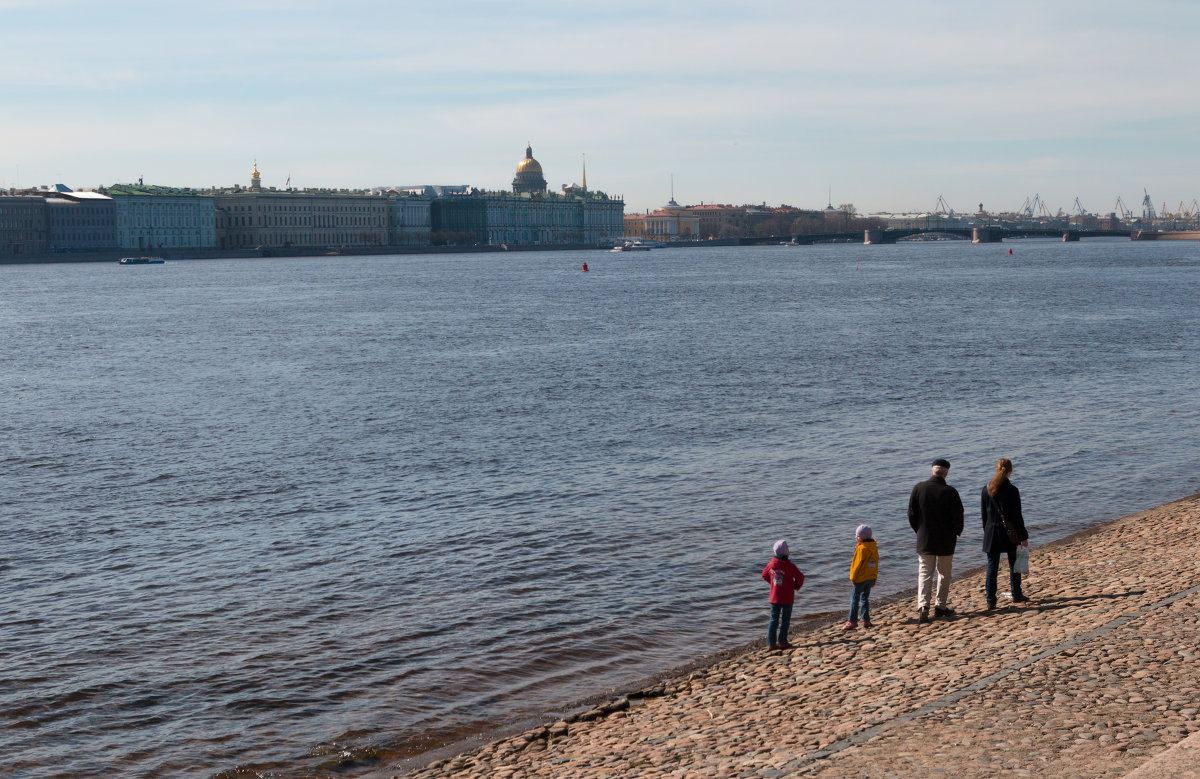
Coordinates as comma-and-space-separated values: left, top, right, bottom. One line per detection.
981, 458, 1029, 609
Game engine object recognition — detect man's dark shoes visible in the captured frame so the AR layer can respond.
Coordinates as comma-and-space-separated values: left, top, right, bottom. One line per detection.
934, 606, 956, 618
1011, 593, 1029, 603
986, 601, 997, 611
917, 608, 930, 624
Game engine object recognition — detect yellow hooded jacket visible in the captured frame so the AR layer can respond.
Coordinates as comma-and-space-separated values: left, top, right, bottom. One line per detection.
850, 538, 878, 584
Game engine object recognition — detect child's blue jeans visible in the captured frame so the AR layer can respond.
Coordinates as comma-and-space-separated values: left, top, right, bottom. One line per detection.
848, 579, 874, 623
767, 602, 793, 646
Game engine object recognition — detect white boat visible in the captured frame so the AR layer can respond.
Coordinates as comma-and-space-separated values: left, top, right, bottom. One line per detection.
118, 256, 165, 265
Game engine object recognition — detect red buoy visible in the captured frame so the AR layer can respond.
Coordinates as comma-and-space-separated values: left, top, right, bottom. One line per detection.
582, 263, 589, 272
1008, 249, 1013, 255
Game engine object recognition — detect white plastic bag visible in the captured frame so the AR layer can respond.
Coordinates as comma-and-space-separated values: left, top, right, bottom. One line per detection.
1014, 546, 1030, 575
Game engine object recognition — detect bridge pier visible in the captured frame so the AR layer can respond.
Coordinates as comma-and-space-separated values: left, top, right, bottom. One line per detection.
972, 227, 1002, 243
864, 229, 884, 245
1062, 232, 1079, 242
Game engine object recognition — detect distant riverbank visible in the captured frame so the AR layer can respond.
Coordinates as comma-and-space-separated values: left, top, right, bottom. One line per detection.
0, 238, 748, 264
0, 242, 603, 264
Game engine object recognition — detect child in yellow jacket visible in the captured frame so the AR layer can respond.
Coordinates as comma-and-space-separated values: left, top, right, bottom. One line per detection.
843, 524, 878, 630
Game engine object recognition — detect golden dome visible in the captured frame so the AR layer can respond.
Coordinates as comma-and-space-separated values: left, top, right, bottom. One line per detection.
251, 160, 260, 180
516, 144, 543, 174
516, 156, 543, 174
513, 144, 547, 194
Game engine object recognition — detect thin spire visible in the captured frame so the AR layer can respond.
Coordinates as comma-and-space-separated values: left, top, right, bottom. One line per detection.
581, 153, 587, 191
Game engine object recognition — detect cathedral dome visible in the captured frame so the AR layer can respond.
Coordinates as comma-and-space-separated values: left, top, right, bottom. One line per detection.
513, 144, 547, 194
516, 156, 543, 175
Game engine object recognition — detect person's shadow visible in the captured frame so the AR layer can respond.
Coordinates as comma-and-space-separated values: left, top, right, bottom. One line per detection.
969, 589, 1146, 616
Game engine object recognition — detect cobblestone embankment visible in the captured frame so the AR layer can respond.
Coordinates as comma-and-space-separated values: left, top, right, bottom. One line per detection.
397, 495, 1200, 778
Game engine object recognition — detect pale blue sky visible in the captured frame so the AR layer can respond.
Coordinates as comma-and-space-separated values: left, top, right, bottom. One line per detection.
4, 0, 1198, 215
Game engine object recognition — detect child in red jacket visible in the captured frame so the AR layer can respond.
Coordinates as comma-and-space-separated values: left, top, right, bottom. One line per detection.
762, 539, 805, 650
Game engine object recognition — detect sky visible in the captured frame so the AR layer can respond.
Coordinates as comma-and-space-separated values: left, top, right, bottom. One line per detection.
3, 0, 1199, 216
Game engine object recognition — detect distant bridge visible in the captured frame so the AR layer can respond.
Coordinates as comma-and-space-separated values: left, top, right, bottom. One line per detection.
745, 227, 1133, 246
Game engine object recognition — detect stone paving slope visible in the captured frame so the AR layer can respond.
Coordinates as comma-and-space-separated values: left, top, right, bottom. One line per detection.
1122, 729, 1200, 778
398, 495, 1200, 778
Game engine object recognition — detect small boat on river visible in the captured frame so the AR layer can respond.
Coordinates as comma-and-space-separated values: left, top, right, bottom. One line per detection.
118, 256, 165, 265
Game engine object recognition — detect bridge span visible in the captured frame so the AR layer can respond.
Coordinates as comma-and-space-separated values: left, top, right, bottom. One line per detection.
864, 226, 1131, 244
749, 227, 1133, 246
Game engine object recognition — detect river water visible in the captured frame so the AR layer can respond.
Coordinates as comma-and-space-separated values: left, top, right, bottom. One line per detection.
2, 240, 1199, 777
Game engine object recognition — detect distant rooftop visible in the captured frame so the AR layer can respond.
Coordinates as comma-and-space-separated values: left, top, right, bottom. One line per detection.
375, 185, 473, 197
101, 183, 207, 197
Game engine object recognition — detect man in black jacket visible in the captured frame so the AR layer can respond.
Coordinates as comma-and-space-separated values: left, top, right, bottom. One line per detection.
908, 458, 964, 623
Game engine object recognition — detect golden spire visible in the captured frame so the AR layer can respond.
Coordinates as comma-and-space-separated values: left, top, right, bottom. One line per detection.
251, 160, 260, 180
582, 153, 587, 191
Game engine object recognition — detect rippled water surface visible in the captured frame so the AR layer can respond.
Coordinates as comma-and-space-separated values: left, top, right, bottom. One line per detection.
3, 241, 1199, 777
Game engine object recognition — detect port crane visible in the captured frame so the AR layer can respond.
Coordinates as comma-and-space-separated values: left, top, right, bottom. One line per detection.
1142, 189, 1157, 220
1164, 200, 1200, 222
933, 195, 956, 215
1072, 197, 1088, 216
1018, 194, 1052, 219
1113, 197, 1132, 219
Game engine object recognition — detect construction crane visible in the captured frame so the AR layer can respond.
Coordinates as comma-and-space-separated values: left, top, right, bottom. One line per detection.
1072, 197, 1088, 216
1142, 189, 1157, 220
1018, 194, 1053, 219
934, 195, 955, 215
1114, 196, 1132, 219
1186, 200, 1200, 227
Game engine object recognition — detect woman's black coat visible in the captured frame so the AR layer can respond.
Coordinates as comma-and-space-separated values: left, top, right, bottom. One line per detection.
981, 480, 1028, 556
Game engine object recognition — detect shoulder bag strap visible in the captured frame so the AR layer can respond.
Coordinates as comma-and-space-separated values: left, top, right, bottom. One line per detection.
989, 492, 1018, 539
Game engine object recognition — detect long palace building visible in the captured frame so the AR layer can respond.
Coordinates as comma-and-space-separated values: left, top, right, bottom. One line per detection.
431, 145, 624, 246
215, 162, 393, 250
0, 146, 625, 257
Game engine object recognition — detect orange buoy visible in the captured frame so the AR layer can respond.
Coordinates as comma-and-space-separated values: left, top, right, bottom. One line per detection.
582, 263, 589, 272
